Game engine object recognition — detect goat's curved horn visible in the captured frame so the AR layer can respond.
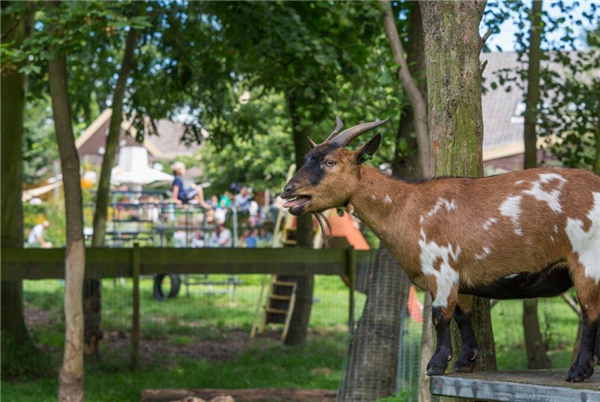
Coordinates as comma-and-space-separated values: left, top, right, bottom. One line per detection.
330, 118, 390, 146
307, 137, 318, 149
324, 116, 344, 143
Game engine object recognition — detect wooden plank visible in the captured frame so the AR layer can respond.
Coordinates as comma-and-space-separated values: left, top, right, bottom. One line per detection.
430, 370, 600, 401
141, 388, 336, 402
1, 248, 375, 280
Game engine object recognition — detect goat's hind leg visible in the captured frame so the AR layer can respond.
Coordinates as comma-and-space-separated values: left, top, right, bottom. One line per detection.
453, 294, 479, 373
567, 260, 600, 382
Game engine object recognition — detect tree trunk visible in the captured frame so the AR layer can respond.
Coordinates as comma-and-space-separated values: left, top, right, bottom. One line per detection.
339, 5, 428, 400
48, 2, 86, 399
380, 0, 430, 177
522, 0, 552, 370
1, 4, 39, 375
420, 2, 497, 395
523, 298, 552, 369
595, 82, 600, 175
338, 248, 411, 402
85, 27, 139, 360
523, 0, 543, 170
282, 91, 315, 347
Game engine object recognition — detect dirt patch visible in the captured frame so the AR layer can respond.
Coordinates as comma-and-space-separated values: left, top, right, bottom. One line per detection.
102, 330, 277, 367
24, 309, 56, 328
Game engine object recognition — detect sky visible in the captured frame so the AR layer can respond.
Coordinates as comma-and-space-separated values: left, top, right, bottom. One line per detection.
484, 0, 599, 52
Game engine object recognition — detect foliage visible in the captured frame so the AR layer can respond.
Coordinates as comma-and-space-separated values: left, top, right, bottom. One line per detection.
486, 1, 600, 170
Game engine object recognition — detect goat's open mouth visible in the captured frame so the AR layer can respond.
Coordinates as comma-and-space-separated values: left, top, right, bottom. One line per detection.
282, 195, 312, 213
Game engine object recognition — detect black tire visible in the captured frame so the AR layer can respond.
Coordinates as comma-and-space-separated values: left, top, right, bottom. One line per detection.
153, 274, 181, 301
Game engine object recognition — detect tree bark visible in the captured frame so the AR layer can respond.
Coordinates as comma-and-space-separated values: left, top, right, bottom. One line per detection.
1, 4, 39, 374
523, 0, 543, 170
420, 3, 497, 397
380, 0, 430, 177
282, 91, 315, 347
85, 26, 139, 360
338, 248, 411, 402
48, 2, 86, 399
522, 0, 552, 370
595, 82, 600, 175
523, 298, 552, 369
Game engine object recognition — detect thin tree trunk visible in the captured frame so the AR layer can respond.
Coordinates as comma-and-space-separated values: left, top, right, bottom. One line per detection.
522, 0, 552, 370
595, 82, 600, 175
282, 91, 314, 347
420, 5, 496, 402
523, 0, 543, 170
48, 2, 86, 399
380, 0, 430, 177
340, 5, 428, 399
85, 27, 139, 360
523, 299, 552, 368
1, 4, 39, 374
338, 248, 411, 402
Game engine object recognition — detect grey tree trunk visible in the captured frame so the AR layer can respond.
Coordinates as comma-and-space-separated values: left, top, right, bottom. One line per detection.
283, 91, 315, 347
85, 27, 139, 360
1, 4, 39, 375
340, 4, 427, 400
48, 2, 86, 399
522, 0, 552, 370
338, 248, 411, 401
420, 4, 497, 400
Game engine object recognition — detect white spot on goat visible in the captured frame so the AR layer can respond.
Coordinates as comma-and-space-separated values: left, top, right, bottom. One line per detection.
483, 217, 498, 231
419, 216, 425, 225
426, 198, 457, 219
515, 180, 525, 185
475, 246, 491, 260
523, 173, 567, 214
554, 225, 559, 234
565, 192, 600, 284
500, 195, 523, 236
371, 195, 376, 201
384, 195, 392, 204
504, 274, 519, 279
419, 229, 461, 308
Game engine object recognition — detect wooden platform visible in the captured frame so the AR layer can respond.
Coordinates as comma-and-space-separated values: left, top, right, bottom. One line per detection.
430, 369, 600, 401
141, 388, 336, 402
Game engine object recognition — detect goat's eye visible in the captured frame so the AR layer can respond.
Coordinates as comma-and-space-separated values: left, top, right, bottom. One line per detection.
325, 160, 336, 167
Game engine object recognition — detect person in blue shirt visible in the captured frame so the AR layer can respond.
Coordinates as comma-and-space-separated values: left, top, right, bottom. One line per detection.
171, 162, 211, 209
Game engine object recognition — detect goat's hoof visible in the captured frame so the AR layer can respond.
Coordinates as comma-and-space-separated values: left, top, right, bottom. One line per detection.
454, 358, 476, 373
565, 363, 594, 382
427, 355, 449, 376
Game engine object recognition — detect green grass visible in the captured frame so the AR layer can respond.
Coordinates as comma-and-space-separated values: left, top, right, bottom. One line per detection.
3, 277, 581, 402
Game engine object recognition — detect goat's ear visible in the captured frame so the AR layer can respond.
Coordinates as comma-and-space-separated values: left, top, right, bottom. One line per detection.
354, 134, 381, 164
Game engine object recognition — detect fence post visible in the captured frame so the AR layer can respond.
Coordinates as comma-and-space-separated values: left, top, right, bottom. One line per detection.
132, 242, 140, 370
347, 246, 356, 327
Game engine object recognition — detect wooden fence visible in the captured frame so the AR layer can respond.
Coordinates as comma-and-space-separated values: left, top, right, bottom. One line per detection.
1, 246, 375, 369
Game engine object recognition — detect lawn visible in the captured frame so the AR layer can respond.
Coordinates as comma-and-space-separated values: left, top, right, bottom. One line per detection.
2, 275, 580, 401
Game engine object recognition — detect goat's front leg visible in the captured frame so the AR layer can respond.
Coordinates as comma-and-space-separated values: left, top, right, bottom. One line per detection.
453, 294, 479, 373
426, 282, 457, 376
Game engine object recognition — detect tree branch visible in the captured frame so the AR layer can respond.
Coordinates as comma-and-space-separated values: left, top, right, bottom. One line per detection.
481, 27, 493, 49
379, 0, 430, 177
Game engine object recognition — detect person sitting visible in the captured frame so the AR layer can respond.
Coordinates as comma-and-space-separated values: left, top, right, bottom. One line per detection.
27, 221, 51, 248
171, 162, 211, 209
209, 220, 233, 248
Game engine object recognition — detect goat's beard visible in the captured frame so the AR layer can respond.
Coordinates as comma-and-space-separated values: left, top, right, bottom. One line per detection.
313, 211, 332, 248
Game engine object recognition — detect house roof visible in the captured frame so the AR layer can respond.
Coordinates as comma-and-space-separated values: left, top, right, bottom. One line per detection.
76, 110, 206, 161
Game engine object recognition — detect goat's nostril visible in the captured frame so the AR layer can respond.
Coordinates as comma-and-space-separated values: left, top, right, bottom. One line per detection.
284, 184, 294, 193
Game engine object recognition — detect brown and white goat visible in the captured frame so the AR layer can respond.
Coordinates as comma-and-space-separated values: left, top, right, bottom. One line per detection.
282, 118, 600, 382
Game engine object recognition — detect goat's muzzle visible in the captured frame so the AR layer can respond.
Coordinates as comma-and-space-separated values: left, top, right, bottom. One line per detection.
281, 187, 312, 216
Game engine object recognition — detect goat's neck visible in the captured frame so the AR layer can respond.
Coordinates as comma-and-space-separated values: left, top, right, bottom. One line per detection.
347, 166, 412, 242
